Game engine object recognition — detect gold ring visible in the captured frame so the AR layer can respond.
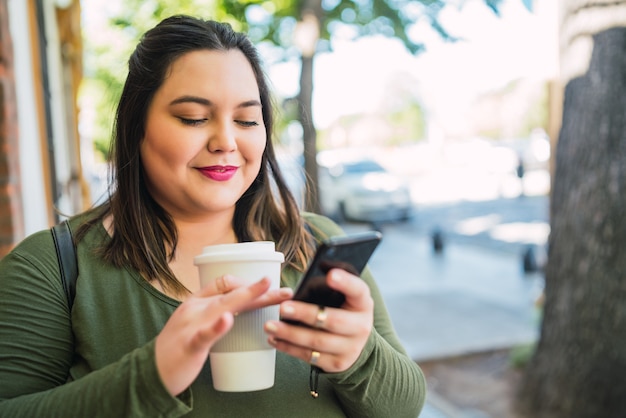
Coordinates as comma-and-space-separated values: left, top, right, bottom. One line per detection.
310, 350, 320, 365
314, 307, 327, 329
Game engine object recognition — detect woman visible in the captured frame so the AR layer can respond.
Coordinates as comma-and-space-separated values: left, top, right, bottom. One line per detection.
0, 15, 425, 417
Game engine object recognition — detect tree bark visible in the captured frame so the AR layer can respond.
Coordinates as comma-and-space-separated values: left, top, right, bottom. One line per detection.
298, 52, 321, 214
516, 26, 626, 418
297, 0, 322, 214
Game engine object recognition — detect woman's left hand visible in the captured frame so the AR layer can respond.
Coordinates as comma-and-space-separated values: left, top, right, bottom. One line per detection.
264, 268, 374, 373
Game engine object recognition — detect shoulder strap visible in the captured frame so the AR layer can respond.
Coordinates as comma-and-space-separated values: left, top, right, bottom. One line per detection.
51, 220, 78, 310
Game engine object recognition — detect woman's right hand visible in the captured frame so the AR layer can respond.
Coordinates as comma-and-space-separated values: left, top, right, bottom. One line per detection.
155, 277, 292, 396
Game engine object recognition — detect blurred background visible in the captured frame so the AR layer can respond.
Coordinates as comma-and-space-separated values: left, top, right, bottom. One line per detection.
4, 0, 619, 417
0, 0, 556, 235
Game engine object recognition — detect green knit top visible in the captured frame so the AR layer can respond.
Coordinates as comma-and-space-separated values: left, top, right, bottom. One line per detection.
0, 212, 425, 417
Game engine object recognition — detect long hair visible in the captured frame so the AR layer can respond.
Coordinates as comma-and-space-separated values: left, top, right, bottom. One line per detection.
78, 16, 313, 296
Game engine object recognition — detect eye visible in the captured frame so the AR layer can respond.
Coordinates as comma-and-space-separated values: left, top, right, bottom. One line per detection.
179, 117, 207, 127
236, 120, 259, 127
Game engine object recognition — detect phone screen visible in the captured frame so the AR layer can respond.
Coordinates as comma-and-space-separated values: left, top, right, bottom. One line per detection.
291, 231, 382, 309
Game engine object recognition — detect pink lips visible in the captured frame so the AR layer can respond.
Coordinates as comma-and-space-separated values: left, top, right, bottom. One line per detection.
198, 165, 238, 181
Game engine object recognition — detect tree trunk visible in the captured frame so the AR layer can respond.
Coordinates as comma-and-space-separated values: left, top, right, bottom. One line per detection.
516, 23, 626, 418
297, 0, 323, 214
298, 52, 321, 214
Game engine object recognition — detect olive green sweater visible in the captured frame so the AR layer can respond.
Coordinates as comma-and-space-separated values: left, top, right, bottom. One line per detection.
0, 213, 425, 417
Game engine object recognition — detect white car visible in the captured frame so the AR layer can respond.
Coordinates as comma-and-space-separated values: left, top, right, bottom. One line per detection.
318, 158, 413, 223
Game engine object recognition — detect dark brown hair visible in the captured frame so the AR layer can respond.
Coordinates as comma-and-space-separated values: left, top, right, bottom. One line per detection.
78, 16, 313, 296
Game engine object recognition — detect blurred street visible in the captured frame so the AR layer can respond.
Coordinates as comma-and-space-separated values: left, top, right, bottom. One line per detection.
342, 195, 547, 361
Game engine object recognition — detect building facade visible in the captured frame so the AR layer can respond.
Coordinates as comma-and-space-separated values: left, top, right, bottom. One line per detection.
1, 0, 86, 257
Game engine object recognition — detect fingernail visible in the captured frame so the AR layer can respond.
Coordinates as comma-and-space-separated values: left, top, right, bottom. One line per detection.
330, 270, 342, 283
265, 321, 278, 333
282, 303, 295, 316
279, 287, 293, 297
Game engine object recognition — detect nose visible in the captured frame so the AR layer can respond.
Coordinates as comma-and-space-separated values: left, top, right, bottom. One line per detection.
207, 120, 237, 153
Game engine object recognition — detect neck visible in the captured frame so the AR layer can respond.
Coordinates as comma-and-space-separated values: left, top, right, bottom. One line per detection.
167, 211, 239, 296
175, 211, 238, 252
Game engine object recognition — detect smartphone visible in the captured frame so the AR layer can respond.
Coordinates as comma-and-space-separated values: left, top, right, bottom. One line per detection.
289, 230, 382, 311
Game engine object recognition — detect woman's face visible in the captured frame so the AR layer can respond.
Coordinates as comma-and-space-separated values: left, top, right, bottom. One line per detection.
141, 49, 266, 221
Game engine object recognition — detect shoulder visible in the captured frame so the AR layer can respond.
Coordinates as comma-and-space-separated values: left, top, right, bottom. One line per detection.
300, 211, 346, 241
3, 211, 98, 279
9, 228, 57, 263
0, 228, 64, 301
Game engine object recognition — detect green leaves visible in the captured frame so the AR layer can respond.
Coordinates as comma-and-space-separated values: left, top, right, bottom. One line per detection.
217, 0, 452, 56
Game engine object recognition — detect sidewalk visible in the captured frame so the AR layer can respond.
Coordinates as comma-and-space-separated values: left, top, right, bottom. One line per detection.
373, 234, 541, 362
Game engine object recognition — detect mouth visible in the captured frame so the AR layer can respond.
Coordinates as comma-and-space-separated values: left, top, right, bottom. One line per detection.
197, 165, 238, 181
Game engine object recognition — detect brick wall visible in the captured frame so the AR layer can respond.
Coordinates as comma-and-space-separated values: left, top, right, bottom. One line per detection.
0, 0, 24, 258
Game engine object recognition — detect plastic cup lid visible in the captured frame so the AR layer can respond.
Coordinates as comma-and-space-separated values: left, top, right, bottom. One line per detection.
194, 241, 285, 265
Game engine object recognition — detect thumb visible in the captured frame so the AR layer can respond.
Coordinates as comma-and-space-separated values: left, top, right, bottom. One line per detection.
190, 312, 234, 352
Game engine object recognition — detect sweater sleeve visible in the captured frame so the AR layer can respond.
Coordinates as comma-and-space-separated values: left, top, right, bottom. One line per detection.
326, 266, 426, 418
301, 213, 427, 417
0, 232, 191, 418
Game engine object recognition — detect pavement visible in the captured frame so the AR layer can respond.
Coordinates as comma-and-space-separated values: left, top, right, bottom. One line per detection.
339, 194, 548, 417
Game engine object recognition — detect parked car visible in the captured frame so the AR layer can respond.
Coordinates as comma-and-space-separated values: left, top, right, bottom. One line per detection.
318, 157, 413, 223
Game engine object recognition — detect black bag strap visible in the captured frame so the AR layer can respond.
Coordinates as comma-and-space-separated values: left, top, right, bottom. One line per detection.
51, 220, 78, 310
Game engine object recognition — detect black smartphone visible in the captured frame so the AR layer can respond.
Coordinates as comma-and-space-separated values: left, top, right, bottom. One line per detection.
289, 230, 382, 311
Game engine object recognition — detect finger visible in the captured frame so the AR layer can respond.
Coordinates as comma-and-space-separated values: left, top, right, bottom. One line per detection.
280, 302, 332, 330
266, 319, 347, 355
268, 336, 333, 369
198, 274, 244, 297
265, 322, 355, 372
326, 269, 373, 310
215, 277, 273, 313
244, 287, 293, 311
190, 312, 234, 351
277, 301, 309, 327
313, 306, 329, 329
215, 275, 230, 294
189, 279, 273, 350
279, 301, 366, 337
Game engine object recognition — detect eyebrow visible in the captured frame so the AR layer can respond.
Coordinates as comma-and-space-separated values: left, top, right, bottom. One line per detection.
169, 95, 261, 108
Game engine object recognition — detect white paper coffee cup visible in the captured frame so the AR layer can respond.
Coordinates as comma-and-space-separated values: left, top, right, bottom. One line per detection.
194, 241, 284, 392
